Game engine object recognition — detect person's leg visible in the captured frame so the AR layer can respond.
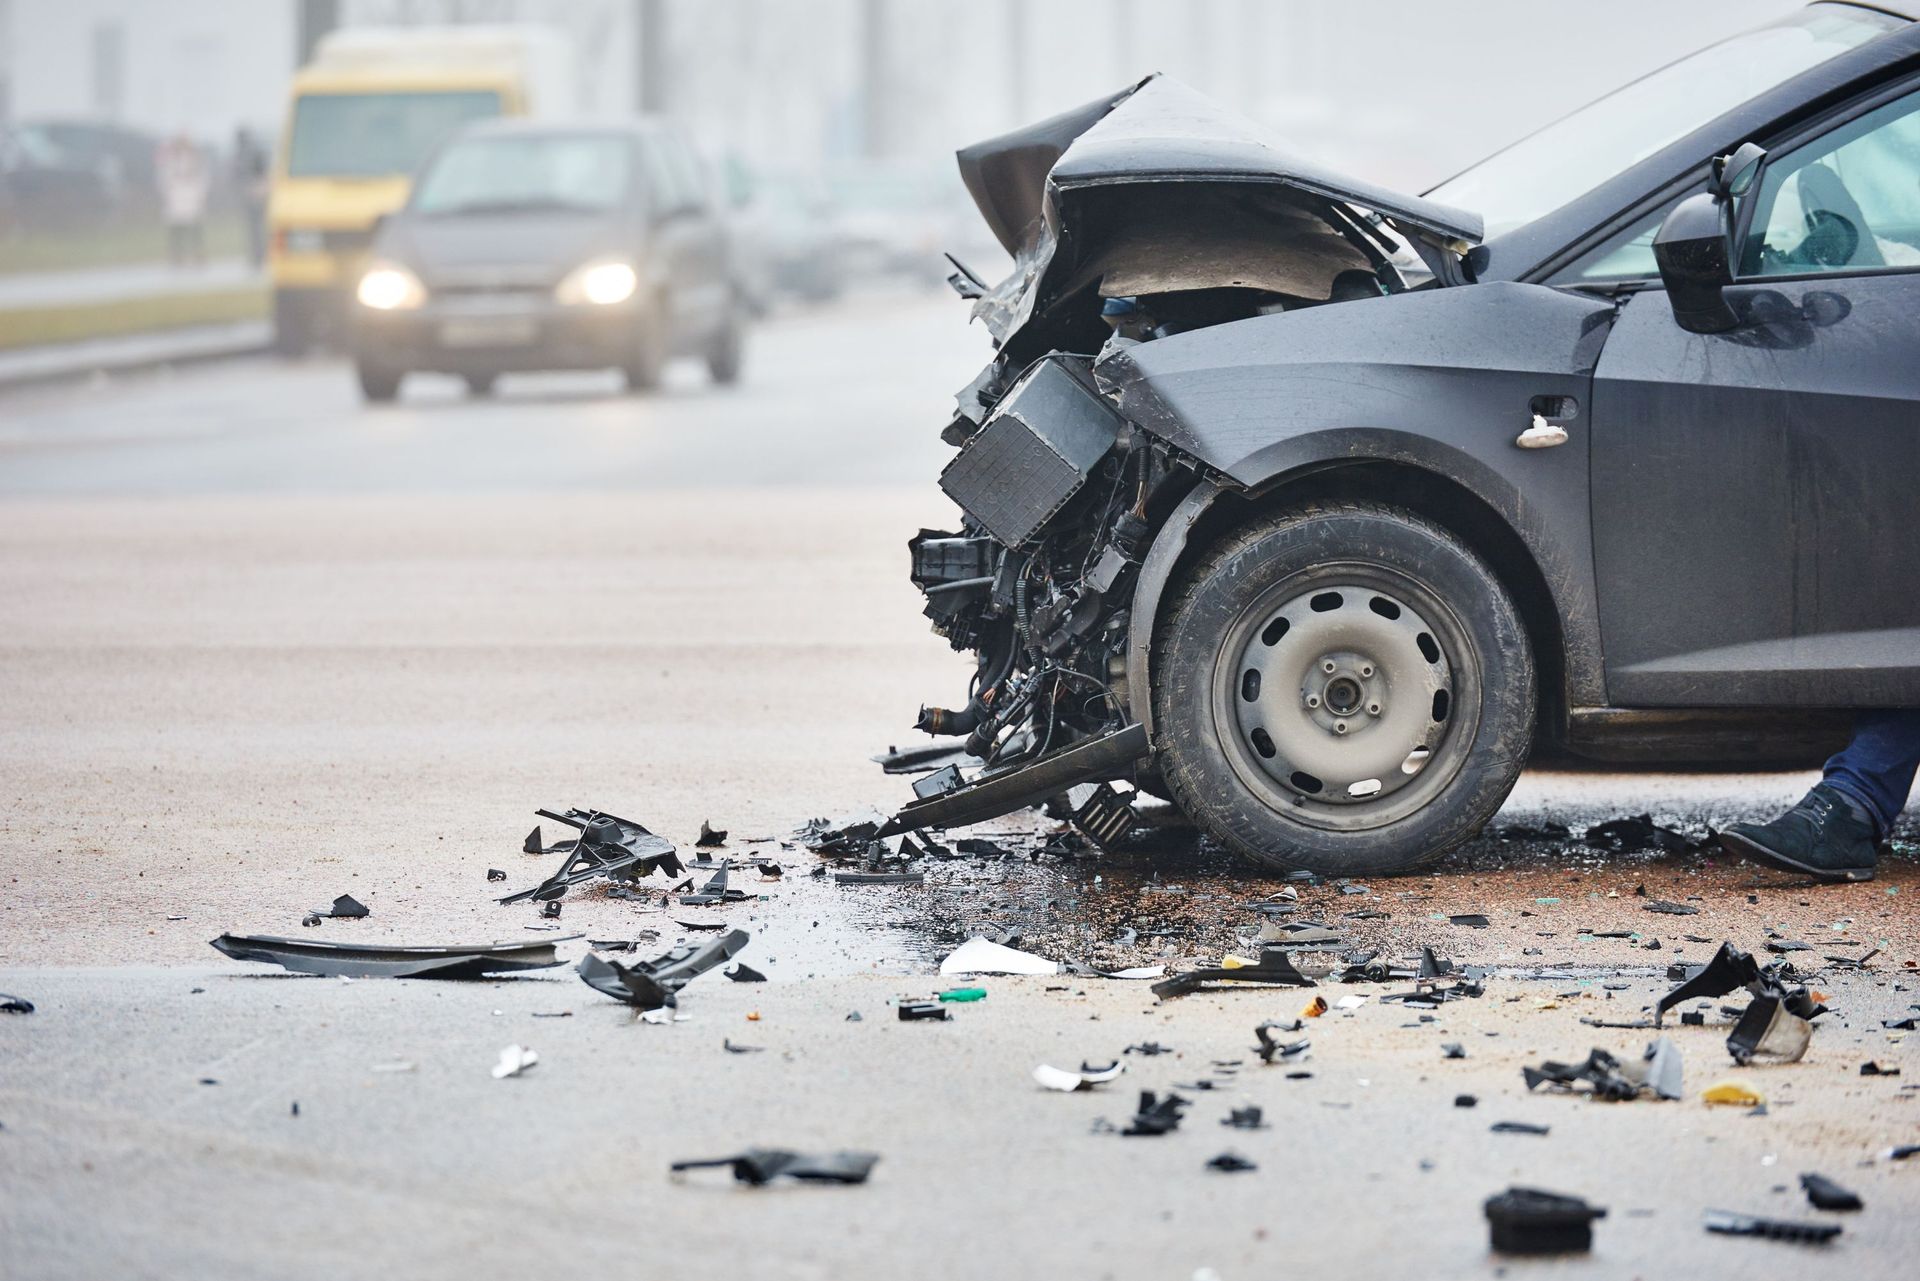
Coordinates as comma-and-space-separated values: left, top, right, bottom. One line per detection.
1718, 709, 1920, 882
1821, 708, 1920, 837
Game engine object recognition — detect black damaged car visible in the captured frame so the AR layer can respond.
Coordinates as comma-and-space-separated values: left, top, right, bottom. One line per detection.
889, 1, 1920, 874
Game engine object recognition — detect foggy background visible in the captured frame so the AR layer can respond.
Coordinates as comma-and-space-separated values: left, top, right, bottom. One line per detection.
4, 0, 1800, 199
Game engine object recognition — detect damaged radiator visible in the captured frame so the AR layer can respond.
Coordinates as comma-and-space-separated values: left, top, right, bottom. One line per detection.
938, 356, 1122, 547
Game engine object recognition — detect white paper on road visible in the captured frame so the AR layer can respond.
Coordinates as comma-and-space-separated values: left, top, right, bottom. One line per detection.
1334, 995, 1369, 1010
491, 1044, 539, 1078
939, 936, 1060, 976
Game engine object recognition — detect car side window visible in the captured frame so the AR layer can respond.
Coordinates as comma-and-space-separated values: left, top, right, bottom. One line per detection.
1558, 200, 1682, 282
639, 135, 688, 218
1740, 87, 1920, 276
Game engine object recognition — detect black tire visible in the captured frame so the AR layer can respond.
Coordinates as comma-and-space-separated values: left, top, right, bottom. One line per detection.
706, 299, 745, 385
463, 373, 497, 397
622, 301, 666, 393
1152, 501, 1534, 875
356, 359, 403, 403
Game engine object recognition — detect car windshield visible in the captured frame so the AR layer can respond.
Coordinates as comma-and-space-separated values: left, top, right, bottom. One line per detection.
286, 90, 502, 178
1427, 6, 1899, 240
412, 134, 633, 215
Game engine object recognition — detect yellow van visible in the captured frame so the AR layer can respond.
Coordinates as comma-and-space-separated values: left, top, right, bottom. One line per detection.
268, 26, 572, 352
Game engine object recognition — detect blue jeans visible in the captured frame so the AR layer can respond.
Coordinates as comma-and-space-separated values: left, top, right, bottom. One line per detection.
1823, 709, 1920, 839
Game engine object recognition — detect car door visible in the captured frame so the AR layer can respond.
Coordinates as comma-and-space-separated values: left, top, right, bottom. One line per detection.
1586, 78, 1920, 708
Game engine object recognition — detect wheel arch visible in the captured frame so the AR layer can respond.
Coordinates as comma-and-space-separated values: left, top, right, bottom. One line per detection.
1128, 454, 1577, 750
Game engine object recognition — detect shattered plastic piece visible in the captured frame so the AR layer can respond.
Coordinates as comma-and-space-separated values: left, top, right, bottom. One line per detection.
1222, 1106, 1268, 1129
1485, 1188, 1606, 1255
211, 933, 573, 979
1254, 1022, 1310, 1064
1799, 1173, 1862, 1211
486, 868, 507, 882
1455, 1094, 1478, 1108
1302, 995, 1329, 1018
523, 826, 544, 854
1450, 914, 1490, 929
541, 900, 562, 919
491, 1044, 538, 1079
725, 963, 767, 983
1882, 1144, 1919, 1161
1070, 781, 1137, 849
1418, 947, 1454, 979
1702, 1078, 1765, 1106
1728, 996, 1816, 1066
1152, 947, 1314, 1000
1034, 1061, 1125, 1091
1119, 1091, 1189, 1136
723, 1038, 763, 1054
1766, 939, 1813, 954
1644, 900, 1699, 915
1, 994, 34, 1014
1442, 1042, 1466, 1060
576, 930, 748, 1010
1585, 814, 1706, 854
316, 894, 368, 919
1491, 1121, 1551, 1135
675, 919, 728, 931
696, 821, 728, 847
1642, 1035, 1684, 1101
1524, 1048, 1643, 1102
1125, 1042, 1172, 1056
938, 987, 987, 1002
898, 1001, 950, 1021
939, 936, 1058, 976
1206, 1151, 1258, 1173
834, 869, 925, 885
501, 808, 683, 905
671, 1149, 879, 1186
1859, 1061, 1900, 1076
1703, 1210, 1841, 1244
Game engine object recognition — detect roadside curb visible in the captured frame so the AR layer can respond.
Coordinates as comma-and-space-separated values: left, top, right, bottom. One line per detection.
0, 320, 273, 393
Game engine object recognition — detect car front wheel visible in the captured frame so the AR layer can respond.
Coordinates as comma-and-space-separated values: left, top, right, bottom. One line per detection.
1152, 501, 1534, 875
356, 359, 403, 403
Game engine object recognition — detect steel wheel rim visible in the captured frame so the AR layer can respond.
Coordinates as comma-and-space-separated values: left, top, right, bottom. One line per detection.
1210, 563, 1479, 833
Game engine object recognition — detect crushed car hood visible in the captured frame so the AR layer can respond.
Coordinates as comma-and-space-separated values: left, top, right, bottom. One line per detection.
953, 74, 1483, 355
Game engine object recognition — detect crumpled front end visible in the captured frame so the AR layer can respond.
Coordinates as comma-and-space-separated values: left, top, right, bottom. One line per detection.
885, 75, 1482, 842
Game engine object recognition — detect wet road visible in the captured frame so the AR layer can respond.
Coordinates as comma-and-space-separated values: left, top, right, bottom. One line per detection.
3, 290, 1916, 1280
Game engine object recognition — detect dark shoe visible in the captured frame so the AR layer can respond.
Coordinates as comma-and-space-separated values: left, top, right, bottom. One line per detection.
1719, 784, 1878, 883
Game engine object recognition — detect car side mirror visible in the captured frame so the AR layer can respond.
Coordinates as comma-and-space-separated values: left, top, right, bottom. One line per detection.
1654, 190, 1738, 334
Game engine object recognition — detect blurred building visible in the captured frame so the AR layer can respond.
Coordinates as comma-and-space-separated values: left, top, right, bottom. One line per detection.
0, 0, 1803, 186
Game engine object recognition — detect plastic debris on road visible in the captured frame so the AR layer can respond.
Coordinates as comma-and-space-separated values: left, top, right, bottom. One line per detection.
1485, 1187, 1606, 1255
491, 1044, 538, 1079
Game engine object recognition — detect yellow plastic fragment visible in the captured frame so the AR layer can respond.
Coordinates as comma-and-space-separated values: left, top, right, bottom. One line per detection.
1702, 1078, 1765, 1106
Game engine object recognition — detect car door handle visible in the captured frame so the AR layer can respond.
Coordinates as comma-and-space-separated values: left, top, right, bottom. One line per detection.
1516, 413, 1569, 449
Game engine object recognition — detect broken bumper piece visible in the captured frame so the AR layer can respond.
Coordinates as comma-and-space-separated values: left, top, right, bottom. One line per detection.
1151, 946, 1315, 1000
577, 929, 748, 1011
209, 934, 576, 979
879, 723, 1148, 838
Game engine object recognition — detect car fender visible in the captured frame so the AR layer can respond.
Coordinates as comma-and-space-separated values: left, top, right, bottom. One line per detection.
1108, 281, 1618, 735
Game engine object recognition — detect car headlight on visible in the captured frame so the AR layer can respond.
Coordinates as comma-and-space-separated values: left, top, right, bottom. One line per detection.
556, 259, 639, 306
356, 263, 426, 311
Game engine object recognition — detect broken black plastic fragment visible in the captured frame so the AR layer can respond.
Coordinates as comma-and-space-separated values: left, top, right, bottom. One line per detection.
671, 1148, 878, 1186
1221, 1106, 1267, 1129
1, 993, 34, 1014
1442, 1042, 1466, 1059
1152, 947, 1314, 1000
1799, 1173, 1862, 1211
1485, 1187, 1606, 1255
1124, 1041, 1171, 1056
486, 868, 507, 882
1450, 914, 1490, 929
1859, 1061, 1900, 1076
576, 929, 748, 1010
501, 808, 684, 905
1491, 1121, 1550, 1135
726, 963, 767, 983
680, 862, 753, 905
1253, 1021, 1310, 1065
1703, 1209, 1841, 1244
541, 900, 562, 919
1584, 814, 1707, 854
722, 1038, 764, 1054
1643, 900, 1698, 915
1120, 1091, 1189, 1136
210, 933, 574, 979
897, 1001, 949, 1021
696, 821, 728, 847
1206, 1151, 1257, 1173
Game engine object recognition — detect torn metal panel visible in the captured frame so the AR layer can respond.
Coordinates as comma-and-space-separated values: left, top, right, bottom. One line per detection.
576, 930, 747, 1010
209, 934, 575, 979
500, 808, 683, 905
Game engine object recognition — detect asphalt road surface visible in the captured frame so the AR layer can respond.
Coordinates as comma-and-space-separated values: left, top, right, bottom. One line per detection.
2, 292, 1915, 1279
